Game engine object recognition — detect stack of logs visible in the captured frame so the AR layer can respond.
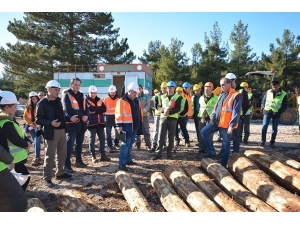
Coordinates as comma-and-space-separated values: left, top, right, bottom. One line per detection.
115, 150, 300, 212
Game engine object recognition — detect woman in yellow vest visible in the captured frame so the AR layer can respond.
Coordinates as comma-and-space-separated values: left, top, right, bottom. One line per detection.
0, 91, 32, 191
23, 91, 42, 166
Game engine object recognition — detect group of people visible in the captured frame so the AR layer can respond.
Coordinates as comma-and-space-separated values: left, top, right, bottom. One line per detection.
0, 72, 289, 211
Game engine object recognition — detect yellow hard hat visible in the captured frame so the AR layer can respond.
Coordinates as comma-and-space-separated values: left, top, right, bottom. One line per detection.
193, 84, 200, 91
176, 87, 183, 92
154, 89, 159, 93
161, 81, 167, 88
240, 82, 249, 87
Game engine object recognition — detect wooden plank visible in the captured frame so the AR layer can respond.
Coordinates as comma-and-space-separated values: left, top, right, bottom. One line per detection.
201, 158, 277, 212
150, 171, 192, 212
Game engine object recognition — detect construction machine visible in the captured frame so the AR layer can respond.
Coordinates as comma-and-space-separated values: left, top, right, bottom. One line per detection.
245, 70, 298, 125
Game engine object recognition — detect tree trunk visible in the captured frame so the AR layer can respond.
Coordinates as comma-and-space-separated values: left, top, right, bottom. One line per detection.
271, 152, 300, 170
201, 158, 277, 212
115, 171, 153, 212
244, 150, 300, 195
228, 153, 300, 212
26, 198, 47, 212
164, 165, 221, 212
183, 165, 248, 212
150, 171, 192, 212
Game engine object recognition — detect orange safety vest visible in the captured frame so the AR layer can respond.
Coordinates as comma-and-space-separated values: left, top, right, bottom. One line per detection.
103, 96, 119, 115
115, 99, 143, 129
24, 109, 37, 126
86, 99, 104, 125
183, 92, 193, 118
65, 92, 86, 124
218, 88, 240, 129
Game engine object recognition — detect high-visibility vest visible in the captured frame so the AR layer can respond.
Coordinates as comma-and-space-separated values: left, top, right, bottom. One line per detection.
0, 146, 8, 171
218, 88, 240, 129
265, 89, 287, 113
198, 94, 218, 117
183, 92, 193, 118
161, 93, 180, 119
86, 98, 105, 125
238, 89, 253, 115
154, 94, 162, 116
65, 92, 86, 123
24, 108, 37, 126
115, 98, 143, 129
151, 95, 156, 110
0, 119, 28, 164
179, 96, 187, 118
103, 95, 119, 115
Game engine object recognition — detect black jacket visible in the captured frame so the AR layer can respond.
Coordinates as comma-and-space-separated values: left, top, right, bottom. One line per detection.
36, 95, 68, 140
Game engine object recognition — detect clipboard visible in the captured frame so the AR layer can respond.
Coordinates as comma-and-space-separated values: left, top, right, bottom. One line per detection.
115, 128, 126, 142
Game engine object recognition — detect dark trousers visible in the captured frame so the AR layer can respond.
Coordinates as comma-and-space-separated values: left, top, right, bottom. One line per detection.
156, 118, 177, 157
15, 161, 30, 191
240, 115, 251, 141
175, 116, 190, 143
193, 114, 200, 143
232, 121, 241, 153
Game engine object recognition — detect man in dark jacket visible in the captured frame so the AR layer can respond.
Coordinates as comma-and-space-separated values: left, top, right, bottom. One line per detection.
260, 80, 288, 148
62, 78, 89, 172
36, 80, 75, 187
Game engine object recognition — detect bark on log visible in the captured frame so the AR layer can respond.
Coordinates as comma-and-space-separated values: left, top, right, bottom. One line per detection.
115, 171, 153, 212
228, 153, 300, 212
201, 158, 277, 212
270, 152, 300, 170
164, 165, 221, 212
56, 195, 87, 212
183, 165, 248, 212
150, 171, 192, 212
26, 198, 47, 212
244, 150, 300, 195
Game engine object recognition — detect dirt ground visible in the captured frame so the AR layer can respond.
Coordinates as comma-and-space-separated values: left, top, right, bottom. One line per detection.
18, 117, 300, 212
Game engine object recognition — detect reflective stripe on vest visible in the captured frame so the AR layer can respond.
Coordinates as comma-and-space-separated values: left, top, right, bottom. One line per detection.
265, 89, 287, 113
218, 89, 240, 129
66, 92, 86, 123
161, 93, 180, 119
87, 99, 103, 124
0, 119, 28, 163
103, 96, 119, 115
115, 99, 143, 125
183, 93, 193, 117
198, 95, 218, 117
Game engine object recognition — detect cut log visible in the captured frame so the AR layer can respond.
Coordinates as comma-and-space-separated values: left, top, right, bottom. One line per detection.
164, 165, 221, 212
26, 198, 47, 212
201, 158, 277, 212
183, 165, 248, 212
270, 152, 300, 170
115, 171, 153, 212
56, 195, 87, 212
151, 171, 192, 212
228, 153, 300, 212
244, 150, 300, 195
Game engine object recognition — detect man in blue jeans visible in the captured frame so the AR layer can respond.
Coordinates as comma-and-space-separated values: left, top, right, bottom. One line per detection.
200, 77, 242, 167
62, 78, 89, 172
115, 82, 143, 171
260, 80, 287, 148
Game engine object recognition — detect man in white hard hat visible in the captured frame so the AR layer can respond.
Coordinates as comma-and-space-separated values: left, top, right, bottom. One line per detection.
36, 80, 75, 187
115, 82, 143, 171
103, 85, 120, 152
62, 77, 89, 172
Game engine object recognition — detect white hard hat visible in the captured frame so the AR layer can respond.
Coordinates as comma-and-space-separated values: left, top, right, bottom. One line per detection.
108, 85, 117, 92
143, 90, 149, 95
225, 73, 237, 80
88, 85, 98, 93
45, 80, 61, 88
29, 91, 38, 98
127, 82, 139, 93
0, 91, 20, 105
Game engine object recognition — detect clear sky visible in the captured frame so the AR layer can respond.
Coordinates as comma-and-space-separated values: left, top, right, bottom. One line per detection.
0, 2, 299, 74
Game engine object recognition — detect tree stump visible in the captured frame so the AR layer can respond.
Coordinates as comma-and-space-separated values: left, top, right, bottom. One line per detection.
115, 171, 153, 212
164, 165, 221, 212
150, 171, 192, 212
201, 158, 277, 212
244, 150, 300, 195
228, 153, 300, 212
27, 198, 47, 212
183, 164, 248, 212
